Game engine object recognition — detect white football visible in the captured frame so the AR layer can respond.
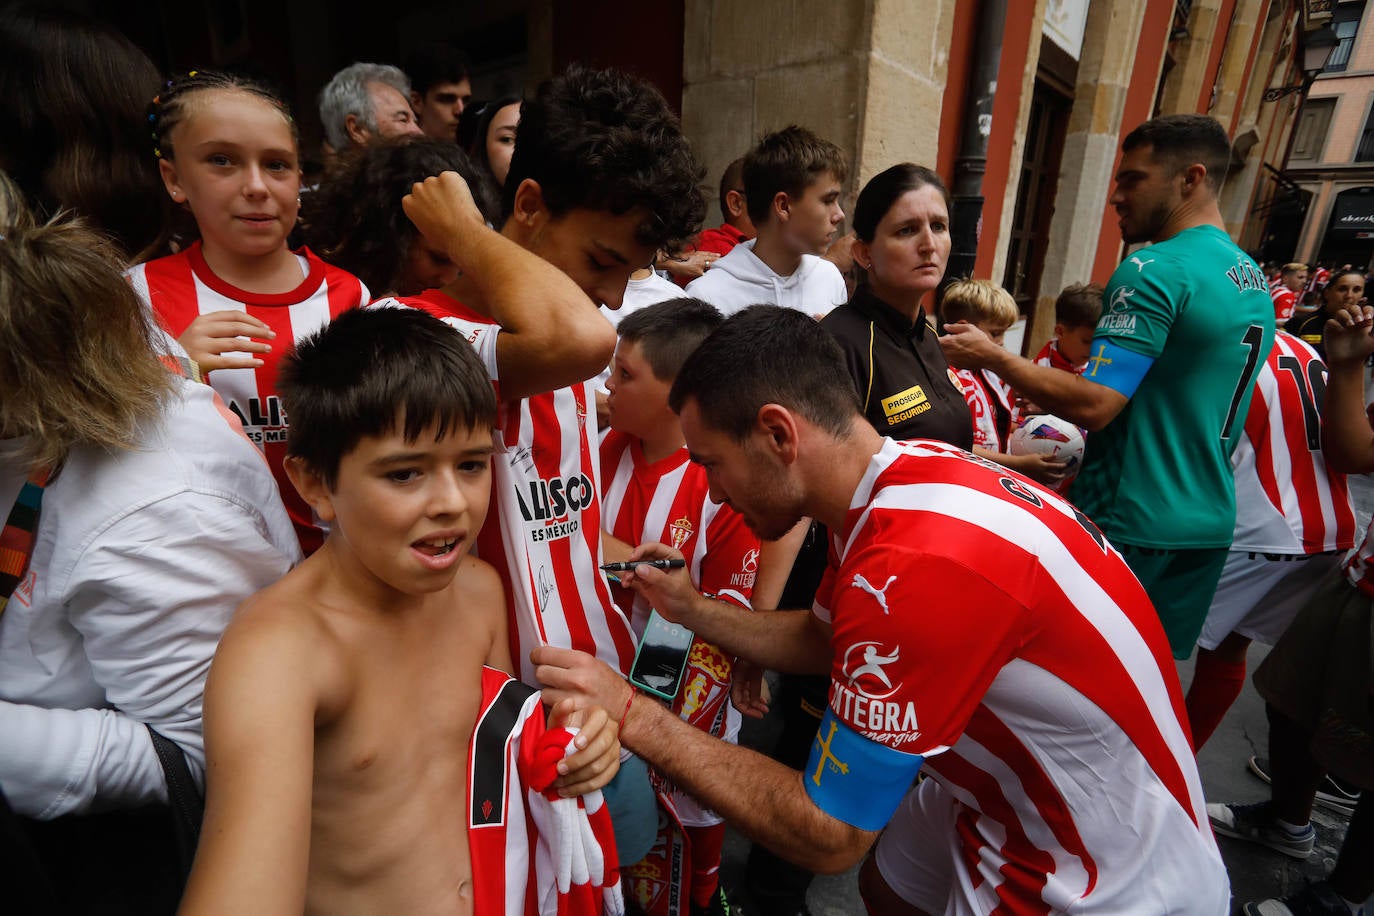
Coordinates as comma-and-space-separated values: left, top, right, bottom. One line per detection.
1009, 414, 1086, 471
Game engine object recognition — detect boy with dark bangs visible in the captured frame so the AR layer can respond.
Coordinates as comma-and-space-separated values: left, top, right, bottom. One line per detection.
179, 307, 623, 915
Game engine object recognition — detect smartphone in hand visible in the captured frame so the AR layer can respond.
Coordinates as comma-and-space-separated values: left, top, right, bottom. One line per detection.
629, 610, 694, 701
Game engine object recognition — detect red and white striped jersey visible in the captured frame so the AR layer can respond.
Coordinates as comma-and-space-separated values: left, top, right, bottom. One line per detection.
814, 438, 1226, 913
1232, 332, 1356, 554
128, 243, 370, 554
470, 669, 542, 915
1270, 285, 1297, 323
469, 666, 623, 915
600, 430, 757, 631
1307, 266, 1330, 295
1031, 339, 1084, 375
390, 289, 637, 684
954, 367, 1013, 452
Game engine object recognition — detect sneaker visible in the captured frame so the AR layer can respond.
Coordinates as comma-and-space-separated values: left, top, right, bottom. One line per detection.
1241, 880, 1365, 915
1248, 756, 1361, 815
691, 886, 741, 916
1208, 800, 1315, 859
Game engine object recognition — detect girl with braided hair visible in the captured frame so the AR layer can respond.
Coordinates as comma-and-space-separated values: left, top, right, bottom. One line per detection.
128, 70, 370, 554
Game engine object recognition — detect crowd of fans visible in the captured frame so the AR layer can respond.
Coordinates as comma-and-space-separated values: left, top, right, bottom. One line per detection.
1, 4, 1371, 916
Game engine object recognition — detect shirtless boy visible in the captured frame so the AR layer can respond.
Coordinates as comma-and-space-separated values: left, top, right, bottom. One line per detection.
177, 307, 620, 916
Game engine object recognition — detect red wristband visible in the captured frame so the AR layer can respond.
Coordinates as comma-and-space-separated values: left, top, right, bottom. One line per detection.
619, 684, 637, 728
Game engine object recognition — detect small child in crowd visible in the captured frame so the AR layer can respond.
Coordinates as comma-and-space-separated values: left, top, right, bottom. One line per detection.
1012, 282, 1103, 492
179, 307, 622, 915
1017, 281, 1102, 411
600, 298, 761, 916
942, 278, 1067, 485
1033, 282, 1103, 374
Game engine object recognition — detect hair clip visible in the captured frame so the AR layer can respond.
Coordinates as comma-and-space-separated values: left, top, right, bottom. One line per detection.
188, 70, 198, 78
152, 95, 160, 105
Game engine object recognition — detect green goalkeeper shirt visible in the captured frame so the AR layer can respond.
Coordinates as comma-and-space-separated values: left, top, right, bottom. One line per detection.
1068, 225, 1275, 549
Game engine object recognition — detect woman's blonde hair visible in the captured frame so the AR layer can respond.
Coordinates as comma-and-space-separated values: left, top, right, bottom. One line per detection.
0, 171, 173, 469
941, 277, 1019, 328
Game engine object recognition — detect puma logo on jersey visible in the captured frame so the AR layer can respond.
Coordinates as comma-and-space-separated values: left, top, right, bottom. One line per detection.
851, 574, 897, 614
1129, 256, 1154, 272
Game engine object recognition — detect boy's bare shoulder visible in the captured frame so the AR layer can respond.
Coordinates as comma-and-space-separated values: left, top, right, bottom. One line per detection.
452, 554, 503, 607
224, 563, 330, 642
211, 561, 349, 706
448, 555, 512, 672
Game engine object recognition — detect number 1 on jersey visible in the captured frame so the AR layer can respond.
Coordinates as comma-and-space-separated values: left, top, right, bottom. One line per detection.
1222, 324, 1266, 441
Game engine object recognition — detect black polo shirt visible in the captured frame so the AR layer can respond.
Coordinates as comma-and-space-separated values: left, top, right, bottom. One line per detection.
1284, 309, 1326, 358
820, 285, 974, 450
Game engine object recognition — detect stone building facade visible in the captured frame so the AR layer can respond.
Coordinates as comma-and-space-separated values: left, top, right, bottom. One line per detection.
105, 0, 1323, 349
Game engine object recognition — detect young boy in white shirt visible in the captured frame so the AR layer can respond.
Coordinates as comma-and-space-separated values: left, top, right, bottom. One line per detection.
687, 126, 848, 320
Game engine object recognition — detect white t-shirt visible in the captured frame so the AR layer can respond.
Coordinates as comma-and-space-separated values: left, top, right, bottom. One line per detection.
0, 377, 299, 818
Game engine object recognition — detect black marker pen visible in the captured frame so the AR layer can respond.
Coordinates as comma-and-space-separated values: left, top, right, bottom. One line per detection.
600, 559, 687, 572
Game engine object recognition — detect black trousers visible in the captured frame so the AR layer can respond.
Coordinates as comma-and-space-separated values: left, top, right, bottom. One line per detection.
1, 788, 184, 916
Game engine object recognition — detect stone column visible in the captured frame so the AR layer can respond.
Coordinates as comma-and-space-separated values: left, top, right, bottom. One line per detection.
1222, 1, 1285, 243
681, 0, 873, 225
1211, 0, 1269, 127
1027, 0, 1149, 354
855, 0, 958, 185
1159, 0, 1227, 114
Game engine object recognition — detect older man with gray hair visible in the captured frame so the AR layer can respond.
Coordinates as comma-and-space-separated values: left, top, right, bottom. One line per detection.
318, 62, 422, 153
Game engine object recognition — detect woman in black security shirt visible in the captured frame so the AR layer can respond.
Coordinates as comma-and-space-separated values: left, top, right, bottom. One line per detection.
742, 165, 972, 915
820, 163, 973, 448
